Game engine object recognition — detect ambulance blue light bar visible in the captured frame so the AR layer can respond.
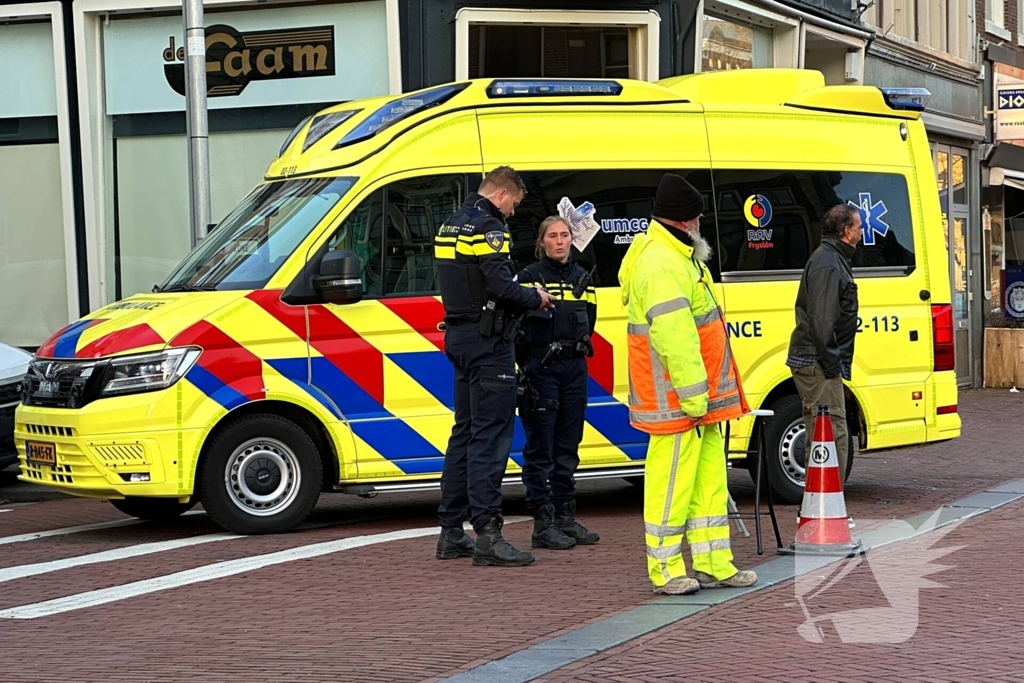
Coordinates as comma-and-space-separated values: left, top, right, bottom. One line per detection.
486, 80, 624, 98
335, 83, 469, 149
879, 87, 930, 112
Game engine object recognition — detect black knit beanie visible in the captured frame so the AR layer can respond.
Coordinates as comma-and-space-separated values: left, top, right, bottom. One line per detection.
653, 173, 704, 222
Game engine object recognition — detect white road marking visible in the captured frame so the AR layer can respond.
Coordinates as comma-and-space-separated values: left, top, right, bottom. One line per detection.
0, 510, 11, 513
0, 533, 242, 585
0, 517, 529, 620
0, 510, 204, 546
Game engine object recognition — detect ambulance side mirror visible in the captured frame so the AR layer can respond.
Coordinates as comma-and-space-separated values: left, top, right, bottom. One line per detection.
314, 250, 364, 305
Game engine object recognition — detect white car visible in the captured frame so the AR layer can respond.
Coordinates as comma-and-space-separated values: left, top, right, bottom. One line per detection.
0, 343, 32, 470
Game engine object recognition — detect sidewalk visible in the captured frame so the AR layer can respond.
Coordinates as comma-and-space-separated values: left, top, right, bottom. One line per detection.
539, 498, 1024, 682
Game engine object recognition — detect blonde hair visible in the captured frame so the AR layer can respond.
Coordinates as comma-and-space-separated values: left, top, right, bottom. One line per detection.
535, 216, 570, 259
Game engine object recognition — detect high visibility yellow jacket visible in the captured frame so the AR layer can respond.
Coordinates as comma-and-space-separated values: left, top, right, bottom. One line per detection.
619, 220, 748, 434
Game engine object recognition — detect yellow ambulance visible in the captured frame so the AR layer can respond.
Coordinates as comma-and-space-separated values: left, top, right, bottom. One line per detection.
15, 69, 960, 533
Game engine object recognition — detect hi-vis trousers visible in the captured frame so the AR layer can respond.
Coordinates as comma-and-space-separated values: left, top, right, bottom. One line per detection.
644, 426, 737, 587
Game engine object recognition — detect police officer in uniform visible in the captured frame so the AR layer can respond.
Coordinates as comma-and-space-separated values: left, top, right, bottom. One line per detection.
433, 166, 556, 567
516, 216, 601, 550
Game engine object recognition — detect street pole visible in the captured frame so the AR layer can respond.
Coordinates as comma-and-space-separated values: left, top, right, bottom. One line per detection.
183, 0, 211, 248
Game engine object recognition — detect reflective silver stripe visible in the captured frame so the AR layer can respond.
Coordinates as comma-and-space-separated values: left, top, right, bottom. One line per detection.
649, 338, 670, 412
646, 522, 686, 537
628, 375, 641, 408
717, 377, 737, 394
707, 394, 741, 412
685, 515, 729, 531
627, 322, 650, 335
645, 296, 690, 323
674, 380, 709, 400
689, 538, 732, 555
646, 544, 684, 561
630, 408, 691, 424
718, 327, 734, 391
655, 433, 684, 582
693, 308, 722, 327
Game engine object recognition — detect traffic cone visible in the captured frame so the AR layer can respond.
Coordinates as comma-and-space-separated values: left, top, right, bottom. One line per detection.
779, 404, 862, 557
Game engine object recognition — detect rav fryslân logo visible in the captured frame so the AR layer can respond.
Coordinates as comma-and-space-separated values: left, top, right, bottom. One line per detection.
791, 509, 965, 644
163, 24, 336, 98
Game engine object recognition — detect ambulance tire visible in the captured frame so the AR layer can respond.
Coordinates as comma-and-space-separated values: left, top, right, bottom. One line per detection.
109, 497, 198, 521
763, 395, 854, 505
199, 414, 323, 535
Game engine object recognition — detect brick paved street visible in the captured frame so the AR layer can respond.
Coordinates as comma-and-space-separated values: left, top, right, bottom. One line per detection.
0, 389, 1021, 682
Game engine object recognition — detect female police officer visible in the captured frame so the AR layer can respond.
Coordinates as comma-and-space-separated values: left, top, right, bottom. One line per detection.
516, 216, 600, 549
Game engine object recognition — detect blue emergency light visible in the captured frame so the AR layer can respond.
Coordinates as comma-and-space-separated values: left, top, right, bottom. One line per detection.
486, 80, 624, 98
878, 87, 931, 112
335, 83, 470, 149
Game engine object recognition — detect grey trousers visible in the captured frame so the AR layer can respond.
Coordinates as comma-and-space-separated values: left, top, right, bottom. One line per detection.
791, 363, 849, 483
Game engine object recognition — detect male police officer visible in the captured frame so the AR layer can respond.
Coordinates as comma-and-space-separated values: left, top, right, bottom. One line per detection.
434, 166, 556, 567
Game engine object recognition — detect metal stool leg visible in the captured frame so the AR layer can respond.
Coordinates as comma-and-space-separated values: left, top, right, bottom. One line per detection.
728, 493, 749, 537
758, 418, 782, 551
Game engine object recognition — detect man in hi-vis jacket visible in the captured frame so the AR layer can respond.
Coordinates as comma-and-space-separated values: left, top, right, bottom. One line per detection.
619, 173, 758, 595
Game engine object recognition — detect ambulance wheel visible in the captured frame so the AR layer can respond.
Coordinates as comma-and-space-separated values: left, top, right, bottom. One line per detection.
199, 413, 323, 534
109, 497, 197, 521
762, 395, 854, 505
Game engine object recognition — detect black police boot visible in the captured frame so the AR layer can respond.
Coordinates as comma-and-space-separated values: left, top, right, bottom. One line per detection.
435, 526, 475, 560
554, 500, 600, 545
472, 516, 535, 567
530, 503, 576, 550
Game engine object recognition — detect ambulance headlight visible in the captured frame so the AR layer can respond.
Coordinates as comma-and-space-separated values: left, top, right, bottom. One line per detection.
101, 348, 202, 397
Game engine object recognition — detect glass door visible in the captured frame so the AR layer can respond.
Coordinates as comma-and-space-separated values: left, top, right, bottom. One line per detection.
933, 144, 972, 386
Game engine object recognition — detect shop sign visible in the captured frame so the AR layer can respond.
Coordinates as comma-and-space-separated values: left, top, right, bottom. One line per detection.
162, 24, 335, 98
103, 2, 388, 115
995, 71, 1024, 141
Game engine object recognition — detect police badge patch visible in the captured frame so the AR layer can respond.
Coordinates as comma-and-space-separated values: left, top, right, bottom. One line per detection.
485, 231, 505, 251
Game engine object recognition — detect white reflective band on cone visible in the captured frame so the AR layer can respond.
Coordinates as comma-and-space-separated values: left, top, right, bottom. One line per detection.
800, 491, 850, 519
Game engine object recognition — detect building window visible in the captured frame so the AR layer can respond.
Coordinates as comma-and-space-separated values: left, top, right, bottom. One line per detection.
701, 14, 773, 72
468, 25, 632, 79
863, 0, 972, 61
988, 0, 1005, 29
456, 9, 659, 81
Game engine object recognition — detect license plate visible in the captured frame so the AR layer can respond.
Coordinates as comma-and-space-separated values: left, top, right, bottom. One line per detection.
37, 380, 59, 398
26, 441, 57, 467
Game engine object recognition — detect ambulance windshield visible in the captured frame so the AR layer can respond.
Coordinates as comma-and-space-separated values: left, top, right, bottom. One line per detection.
159, 176, 355, 292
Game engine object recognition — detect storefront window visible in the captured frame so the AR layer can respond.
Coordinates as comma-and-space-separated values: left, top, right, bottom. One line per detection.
701, 14, 773, 72
0, 21, 69, 347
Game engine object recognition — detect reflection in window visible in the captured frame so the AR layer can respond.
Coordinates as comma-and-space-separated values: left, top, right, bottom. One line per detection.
701, 14, 773, 72
162, 176, 354, 291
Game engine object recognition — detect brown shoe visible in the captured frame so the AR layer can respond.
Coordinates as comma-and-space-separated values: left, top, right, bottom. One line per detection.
694, 570, 757, 589
652, 577, 700, 595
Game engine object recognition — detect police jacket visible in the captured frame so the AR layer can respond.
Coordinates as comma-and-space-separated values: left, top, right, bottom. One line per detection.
786, 237, 859, 380
434, 193, 541, 324
516, 255, 597, 354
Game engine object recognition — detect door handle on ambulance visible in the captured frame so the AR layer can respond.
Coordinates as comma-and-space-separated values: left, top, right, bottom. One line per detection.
437, 322, 447, 331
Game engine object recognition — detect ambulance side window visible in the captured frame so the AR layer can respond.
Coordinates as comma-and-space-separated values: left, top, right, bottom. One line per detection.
327, 189, 385, 297
382, 174, 468, 296
507, 169, 718, 284
713, 170, 916, 276
324, 174, 470, 298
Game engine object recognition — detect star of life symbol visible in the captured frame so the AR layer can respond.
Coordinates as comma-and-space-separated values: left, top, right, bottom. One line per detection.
557, 197, 602, 253
792, 508, 964, 644
848, 192, 889, 246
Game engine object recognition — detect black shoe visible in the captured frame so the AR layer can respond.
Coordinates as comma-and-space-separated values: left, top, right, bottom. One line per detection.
554, 500, 600, 545
472, 517, 535, 566
435, 527, 475, 560
530, 503, 576, 550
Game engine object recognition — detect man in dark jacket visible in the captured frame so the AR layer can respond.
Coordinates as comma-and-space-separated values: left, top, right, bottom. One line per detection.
786, 204, 862, 483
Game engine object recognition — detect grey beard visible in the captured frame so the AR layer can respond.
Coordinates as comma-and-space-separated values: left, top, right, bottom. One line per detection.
686, 227, 713, 263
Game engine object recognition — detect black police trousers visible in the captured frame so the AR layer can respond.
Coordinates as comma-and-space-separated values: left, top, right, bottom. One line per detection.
437, 323, 518, 533
520, 356, 588, 512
